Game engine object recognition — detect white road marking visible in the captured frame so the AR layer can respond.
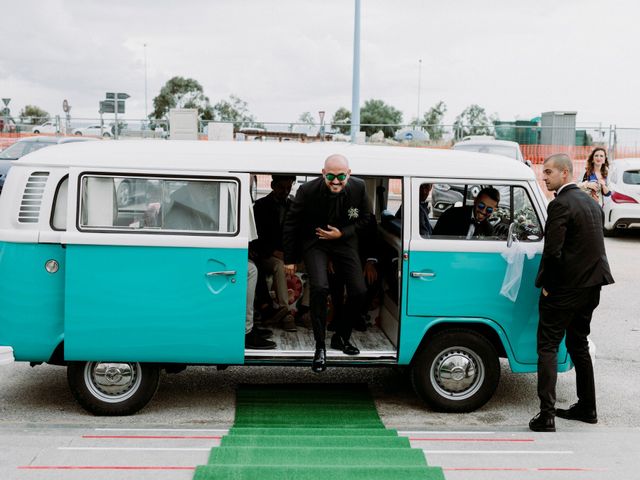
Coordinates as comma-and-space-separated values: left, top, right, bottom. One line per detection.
423, 450, 574, 454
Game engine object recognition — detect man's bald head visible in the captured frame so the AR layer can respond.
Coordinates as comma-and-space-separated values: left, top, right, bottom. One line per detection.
322, 153, 351, 193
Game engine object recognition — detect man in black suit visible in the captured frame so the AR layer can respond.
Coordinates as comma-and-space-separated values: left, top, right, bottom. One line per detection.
432, 187, 500, 238
252, 174, 297, 332
529, 154, 614, 432
283, 154, 372, 372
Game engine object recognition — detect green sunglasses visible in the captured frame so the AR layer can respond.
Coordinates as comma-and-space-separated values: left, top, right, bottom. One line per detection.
325, 172, 348, 181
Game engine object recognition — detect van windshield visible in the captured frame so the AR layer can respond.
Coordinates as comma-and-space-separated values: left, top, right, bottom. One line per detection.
0, 141, 53, 160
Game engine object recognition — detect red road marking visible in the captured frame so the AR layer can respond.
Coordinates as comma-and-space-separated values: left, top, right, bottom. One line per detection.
19, 466, 196, 470
445, 467, 602, 472
409, 437, 534, 442
82, 435, 221, 439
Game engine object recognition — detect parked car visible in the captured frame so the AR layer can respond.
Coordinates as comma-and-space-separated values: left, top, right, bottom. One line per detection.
453, 136, 527, 164
394, 128, 430, 142
0, 136, 95, 193
31, 121, 59, 134
603, 158, 640, 235
73, 125, 112, 137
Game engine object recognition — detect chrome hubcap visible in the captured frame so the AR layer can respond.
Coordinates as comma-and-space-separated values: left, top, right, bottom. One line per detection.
430, 347, 484, 400
84, 362, 142, 403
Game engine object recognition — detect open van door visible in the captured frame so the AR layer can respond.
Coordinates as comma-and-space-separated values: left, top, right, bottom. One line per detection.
62, 169, 249, 365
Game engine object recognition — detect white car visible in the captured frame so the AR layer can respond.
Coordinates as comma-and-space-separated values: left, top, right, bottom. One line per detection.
31, 121, 59, 134
73, 125, 112, 137
604, 158, 640, 235
453, 136, 528, 164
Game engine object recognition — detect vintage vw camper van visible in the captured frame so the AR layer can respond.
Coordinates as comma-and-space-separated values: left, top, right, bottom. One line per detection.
0, 140, 569, 415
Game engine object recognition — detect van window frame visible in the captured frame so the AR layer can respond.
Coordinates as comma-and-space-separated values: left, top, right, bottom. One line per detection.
75, 171, 242, 237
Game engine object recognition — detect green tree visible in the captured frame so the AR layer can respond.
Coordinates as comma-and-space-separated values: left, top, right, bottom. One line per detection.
360, 99, 403, 137
419, 101, 447, 141
19, 105, 50, 125
298, 112, 315, 125
150, 76, 214, 120
331, 107, 351, 135
453, 104, 493, 139
213, 95, 257, 130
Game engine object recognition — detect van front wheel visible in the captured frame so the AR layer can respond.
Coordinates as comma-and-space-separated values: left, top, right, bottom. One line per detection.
67, 361, 160, 416
411, 329, 500, 412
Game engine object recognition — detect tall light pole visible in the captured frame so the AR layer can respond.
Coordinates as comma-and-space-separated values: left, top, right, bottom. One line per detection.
416, 58, 422, 126
350, 0, 361, 143
144, 43, 148, 123
318, 110, 325, 141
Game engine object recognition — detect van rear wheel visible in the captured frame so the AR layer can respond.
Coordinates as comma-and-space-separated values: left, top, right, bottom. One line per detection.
67, 361, 159, 416
411, 329, 500, 412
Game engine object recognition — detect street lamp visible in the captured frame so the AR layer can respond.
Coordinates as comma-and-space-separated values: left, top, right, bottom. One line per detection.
318, 110, 325, 141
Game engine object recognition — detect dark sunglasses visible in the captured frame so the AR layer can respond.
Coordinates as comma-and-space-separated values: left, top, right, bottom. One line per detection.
325, 173, 348, 182
476, 202, 494, 214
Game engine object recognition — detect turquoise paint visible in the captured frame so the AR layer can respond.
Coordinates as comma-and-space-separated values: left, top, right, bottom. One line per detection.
64, 244, 247, 364
0, 242, 66, 362
398, 249, 569, 369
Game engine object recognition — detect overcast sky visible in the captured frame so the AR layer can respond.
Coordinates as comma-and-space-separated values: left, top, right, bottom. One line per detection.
2, 0, 639, 127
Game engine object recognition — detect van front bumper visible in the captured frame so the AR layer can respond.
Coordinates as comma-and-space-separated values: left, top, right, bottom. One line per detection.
0, 346, 15, 365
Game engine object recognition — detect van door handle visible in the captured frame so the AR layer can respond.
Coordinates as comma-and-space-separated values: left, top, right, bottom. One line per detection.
206, 270, 237, 277
410, 271, 435, 278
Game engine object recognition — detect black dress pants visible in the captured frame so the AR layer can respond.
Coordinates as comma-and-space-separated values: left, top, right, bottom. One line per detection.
304, 242, 366, 346
537, 286, 601, 415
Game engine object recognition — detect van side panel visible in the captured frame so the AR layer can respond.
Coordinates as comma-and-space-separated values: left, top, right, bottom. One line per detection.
64, 244, 247, 364
399, 250, 568, 367
0, 242, 65, 362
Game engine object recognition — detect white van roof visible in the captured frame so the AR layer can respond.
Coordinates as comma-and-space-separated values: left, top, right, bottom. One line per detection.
15, 140, 535, 181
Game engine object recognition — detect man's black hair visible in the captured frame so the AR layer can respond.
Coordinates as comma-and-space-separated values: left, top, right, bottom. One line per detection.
477, 186, 500, 204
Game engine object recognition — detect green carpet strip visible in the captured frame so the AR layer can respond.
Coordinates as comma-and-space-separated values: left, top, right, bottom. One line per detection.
193, 384, 445, 480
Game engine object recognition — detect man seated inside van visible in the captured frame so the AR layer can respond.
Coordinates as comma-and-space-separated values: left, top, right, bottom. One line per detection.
432, 187, 500, 239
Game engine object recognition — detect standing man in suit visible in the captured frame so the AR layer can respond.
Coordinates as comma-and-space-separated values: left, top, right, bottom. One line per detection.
432, 187, 500, 238
283, 154, 372, 372
529, 153, 614, 432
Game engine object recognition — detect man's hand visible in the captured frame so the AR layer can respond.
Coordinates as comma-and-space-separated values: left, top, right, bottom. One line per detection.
316, 225, 343, 240
285, 264, 297, 275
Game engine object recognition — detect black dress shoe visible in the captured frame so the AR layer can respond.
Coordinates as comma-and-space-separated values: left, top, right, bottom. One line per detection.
330, 333, 360, 355
556, 403, 598, 424
245, 330, 276, 350
252, 326, 273, 338
312, 347, 326, 373
529, 412, 556, 432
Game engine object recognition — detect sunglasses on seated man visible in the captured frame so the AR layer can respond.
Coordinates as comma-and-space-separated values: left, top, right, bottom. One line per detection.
325, 172, 348, 182
476, 201, 495, 215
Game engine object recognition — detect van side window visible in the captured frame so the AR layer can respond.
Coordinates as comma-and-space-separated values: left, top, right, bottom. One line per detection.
430, 183, 542, 241
79, 175, 238, 234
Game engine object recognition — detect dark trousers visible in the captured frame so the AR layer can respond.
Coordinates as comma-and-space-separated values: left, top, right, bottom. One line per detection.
304, 242, 366, 346
537, 286, 601, 415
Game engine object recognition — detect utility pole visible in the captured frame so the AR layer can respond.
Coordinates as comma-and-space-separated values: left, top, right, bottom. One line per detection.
417, 59, 422, 126
144, 43, 148, 122
350, 0, 361, 143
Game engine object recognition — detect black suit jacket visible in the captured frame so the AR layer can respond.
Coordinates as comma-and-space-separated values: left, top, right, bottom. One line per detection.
432, 205, 494, 238
253, 192, 290, 258
283, 176, 372, 264
535, 184, 614, 291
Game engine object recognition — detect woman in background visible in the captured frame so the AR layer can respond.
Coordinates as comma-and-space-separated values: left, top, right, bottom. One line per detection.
579, 147, 611, 207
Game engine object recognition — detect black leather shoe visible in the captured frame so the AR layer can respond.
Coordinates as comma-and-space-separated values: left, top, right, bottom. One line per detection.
529, 412, 556, 432
245, 330, 276, 350
556, 403, 597, 424
330, 333, 360, 355
312, 347, 326, 373
252, 326, 273, 338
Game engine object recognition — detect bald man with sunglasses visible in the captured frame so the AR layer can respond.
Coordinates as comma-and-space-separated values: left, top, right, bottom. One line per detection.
433, 187, 500, 238
283, 154, 372, 373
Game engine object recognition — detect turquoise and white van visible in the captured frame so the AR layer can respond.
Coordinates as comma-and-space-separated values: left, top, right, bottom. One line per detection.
0, 140, 570, 415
